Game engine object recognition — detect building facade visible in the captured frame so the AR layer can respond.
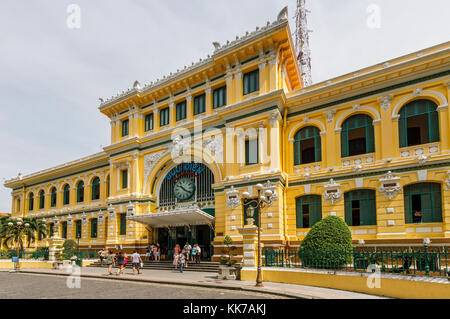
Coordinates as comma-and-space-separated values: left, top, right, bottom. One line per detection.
4, 12, 450, 260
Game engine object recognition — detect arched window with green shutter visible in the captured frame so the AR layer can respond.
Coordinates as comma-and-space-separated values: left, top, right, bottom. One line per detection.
39, 190, 45, 209
50, 187, 57, 207
341, 114, 375, 157
61, 221, 67, 239
296, 195, 322, 228
294, 126, 322, 165
90, 218, 98, 238
91, 177, 100, 201
398, 99, 439, 148
28, 193, 34, 211
344, 189, 376, 226
77, 181, 84, 203
403, 183, 442, 224
63, 184, 70, 205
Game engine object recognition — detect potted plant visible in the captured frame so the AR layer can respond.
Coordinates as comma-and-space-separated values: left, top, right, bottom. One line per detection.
217, 236, 237, 280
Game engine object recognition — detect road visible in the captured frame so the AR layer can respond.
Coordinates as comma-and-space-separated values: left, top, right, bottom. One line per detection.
0, 272, 288, 299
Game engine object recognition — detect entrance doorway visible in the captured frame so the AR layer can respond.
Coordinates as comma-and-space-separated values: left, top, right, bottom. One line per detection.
156, 225, 212, 261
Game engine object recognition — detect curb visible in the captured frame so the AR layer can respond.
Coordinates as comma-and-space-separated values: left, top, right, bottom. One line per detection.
16, 270, 315, 299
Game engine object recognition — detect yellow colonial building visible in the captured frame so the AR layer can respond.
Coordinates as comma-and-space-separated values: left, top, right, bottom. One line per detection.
4, 12, 450, 261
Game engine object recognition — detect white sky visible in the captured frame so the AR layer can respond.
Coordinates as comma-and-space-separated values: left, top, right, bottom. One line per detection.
0, 0, 449, 212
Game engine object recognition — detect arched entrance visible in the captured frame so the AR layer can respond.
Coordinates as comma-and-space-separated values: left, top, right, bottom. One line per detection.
132, 161, 216, 260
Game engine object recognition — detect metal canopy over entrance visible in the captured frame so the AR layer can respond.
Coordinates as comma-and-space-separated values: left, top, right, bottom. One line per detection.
129, 207, 215, 229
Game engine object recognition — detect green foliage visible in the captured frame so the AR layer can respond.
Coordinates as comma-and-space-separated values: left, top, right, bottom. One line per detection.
63, 239, 77, 252
220, 235, 237, 267
299, 216, 353, 268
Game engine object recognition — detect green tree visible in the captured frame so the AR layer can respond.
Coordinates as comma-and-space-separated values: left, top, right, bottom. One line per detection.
300, 216, 353, 269
23, 217, 47, 248
0, 218, 31, 256
220, 235, 237, 266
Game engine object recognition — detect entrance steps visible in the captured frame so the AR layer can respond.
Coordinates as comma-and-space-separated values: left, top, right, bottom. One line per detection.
87, 260, 220, 273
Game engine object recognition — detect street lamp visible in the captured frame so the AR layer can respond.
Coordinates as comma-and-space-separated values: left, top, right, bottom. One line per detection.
240, 181, 277, 287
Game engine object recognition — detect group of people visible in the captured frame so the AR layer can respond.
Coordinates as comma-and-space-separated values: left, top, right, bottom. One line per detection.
144, 243, 161, 262
98, 248, 143, 276
97, 242, 203, 275
172, 242, 202, 273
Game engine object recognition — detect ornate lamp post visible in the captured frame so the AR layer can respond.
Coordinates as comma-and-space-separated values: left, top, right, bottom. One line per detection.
240, 181, 277, 287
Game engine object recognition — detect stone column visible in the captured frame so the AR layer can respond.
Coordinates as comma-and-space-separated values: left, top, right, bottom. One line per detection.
186, 93, 193, 121
205, 83, 213, 115
258, 60, 267, 94
226, 73, 234, 105
47, 230, 65, 262
238, 225, 261, 269
234, 69, 243, 103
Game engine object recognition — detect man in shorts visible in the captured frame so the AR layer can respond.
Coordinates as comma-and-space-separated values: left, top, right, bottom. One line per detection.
131, 250, 142, 275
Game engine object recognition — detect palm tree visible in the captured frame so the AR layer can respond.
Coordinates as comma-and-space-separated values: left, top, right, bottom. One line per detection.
0, 217, 30, 257
23, 217, 47, 248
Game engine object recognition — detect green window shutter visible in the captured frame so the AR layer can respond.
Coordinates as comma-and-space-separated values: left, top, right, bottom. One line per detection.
293, 140, 301, 165
403, 185, 412, 224
194, 94, 205, 115
295, 197, 302, 228
427, 100, 439, 143
62, 222, 67, 239
398, 110, 407, 148
120, 214, 127, 235
213, 86, 226, 108
160, 108, 169, 126
366, 122, 375, 153
91, 178, 100, 200
29, 193, 34, 211
341, 127, 348, 157
122, 170, 128, 189
51, 188, 57, 207
91, 219, 97, 238
344, 192, 352, 226
431, 183, 442, 222
311, 196, 322, 227
76, 220, 82, 238
243, 70, 259, 95
63, 185, 70, 205
145, 114, 154, 131
176, 101, 186, 121
122, 119, 129, 136
39, 192, 45, 209
77, 182, 84, 202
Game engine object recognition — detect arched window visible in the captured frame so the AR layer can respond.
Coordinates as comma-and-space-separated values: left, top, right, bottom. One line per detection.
63, 184, 70, 205
294, 126, 321, 165
341, 114, 375, 157
106, 175, 110, 198
39, 190, 45, 209
91, 177, 100, 201
344, 189, 376, 226
296, 195, 322, 228
398, 99, 439, 147
76, 181, 84, 203
28, 193, 34, 211
404, 183, 442, 224
50, 187, 57, 207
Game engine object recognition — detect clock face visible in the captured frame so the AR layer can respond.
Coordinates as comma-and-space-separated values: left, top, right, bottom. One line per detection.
173, 177, 195, 201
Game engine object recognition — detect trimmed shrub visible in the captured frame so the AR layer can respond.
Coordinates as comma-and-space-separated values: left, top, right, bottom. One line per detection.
63, 239, 77, 252
299, 216, 353, 269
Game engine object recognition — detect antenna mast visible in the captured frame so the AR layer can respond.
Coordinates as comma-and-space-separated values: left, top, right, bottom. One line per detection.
295, 0, 312, 87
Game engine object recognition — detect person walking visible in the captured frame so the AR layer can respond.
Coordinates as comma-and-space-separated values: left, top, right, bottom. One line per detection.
98, 248, 106, 265
116, 251, 125, 275
156, 243, 161, 262
131, 250, 142, 275
184, 242, 191, 266
178, 249, 186, 273
194, 244, 201, 264
105, 250, 115, 275
150, 243, 155, 261
191, 244, 197, 264
174, 244, 180, 256
145, 246, 151, 261
173, 251, 179, 269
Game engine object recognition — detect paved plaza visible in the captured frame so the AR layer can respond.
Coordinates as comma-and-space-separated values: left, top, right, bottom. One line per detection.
0, 267, 386, 299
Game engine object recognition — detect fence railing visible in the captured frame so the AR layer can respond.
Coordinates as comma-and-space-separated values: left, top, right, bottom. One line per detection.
0, 250, 98, 261
264, 246, 450, 277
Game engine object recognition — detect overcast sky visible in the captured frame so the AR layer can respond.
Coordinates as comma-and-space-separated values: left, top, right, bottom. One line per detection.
0, 0, 448, 213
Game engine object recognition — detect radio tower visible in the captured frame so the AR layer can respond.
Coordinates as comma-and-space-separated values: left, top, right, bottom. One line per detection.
295, 0, 312, 87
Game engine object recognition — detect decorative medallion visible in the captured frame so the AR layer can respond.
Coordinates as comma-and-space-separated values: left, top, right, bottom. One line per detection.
378, 171, 401, 200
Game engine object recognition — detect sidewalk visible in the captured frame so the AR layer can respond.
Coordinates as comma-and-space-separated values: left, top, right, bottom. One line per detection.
5, 266, 387, 299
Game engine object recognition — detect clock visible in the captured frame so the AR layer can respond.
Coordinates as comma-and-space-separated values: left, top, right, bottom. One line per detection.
173, 177, 195, 201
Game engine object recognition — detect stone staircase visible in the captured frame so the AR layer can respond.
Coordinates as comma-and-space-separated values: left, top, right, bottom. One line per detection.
87, 259, 220, 273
